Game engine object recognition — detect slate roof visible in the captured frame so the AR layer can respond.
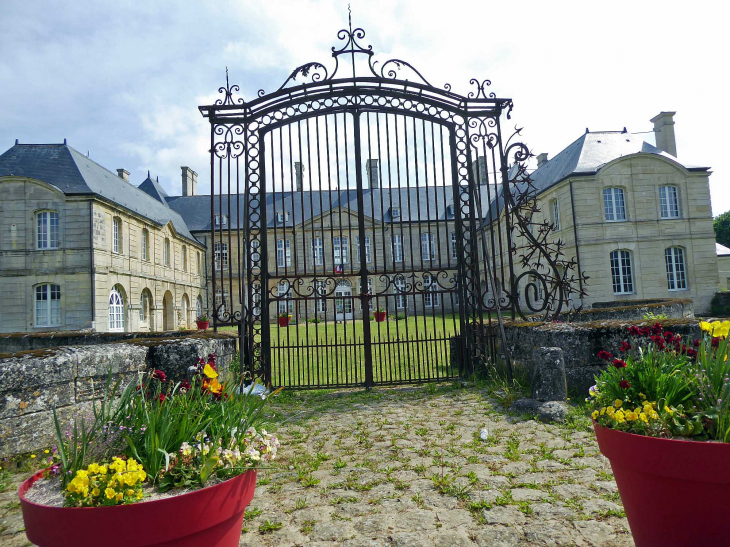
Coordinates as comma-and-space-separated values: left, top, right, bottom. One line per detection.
529, 131, 709, 193
138, 173, 169, 205
166, 186, 490, 232
716, 243, 730, 257
0, 143, 198, 244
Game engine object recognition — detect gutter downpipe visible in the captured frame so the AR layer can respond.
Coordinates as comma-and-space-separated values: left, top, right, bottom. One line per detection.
569, 180, 584, 295
89, 200, 96, 330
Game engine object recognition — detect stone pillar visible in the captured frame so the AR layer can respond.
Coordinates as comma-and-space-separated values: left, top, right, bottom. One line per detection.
530, 347, 567, 402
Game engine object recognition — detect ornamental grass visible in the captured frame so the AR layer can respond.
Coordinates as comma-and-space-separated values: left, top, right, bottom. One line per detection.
588, 322, 730, 443
44, 353, 281, 508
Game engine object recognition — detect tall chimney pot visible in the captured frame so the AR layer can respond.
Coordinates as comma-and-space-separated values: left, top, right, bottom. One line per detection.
181, 166, 197, 196
294, 162, 304, 192
650, 111, 677, 157
536, 153, 549, 168
366, 159, 379, 188
472, 156, 487, 185
117, 169, 130, 182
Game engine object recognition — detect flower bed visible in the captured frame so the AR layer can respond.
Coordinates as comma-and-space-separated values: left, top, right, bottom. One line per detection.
18, 352, 281, 546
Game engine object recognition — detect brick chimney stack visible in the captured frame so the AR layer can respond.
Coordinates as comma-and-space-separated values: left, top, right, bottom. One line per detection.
650, 112, 677, 157
366, 159, 379, 188
536, 153, 549, 168
117, 169, 130, 182
181, 166, 197, 196
472, 156, 487, 185
294, 162, 304, 192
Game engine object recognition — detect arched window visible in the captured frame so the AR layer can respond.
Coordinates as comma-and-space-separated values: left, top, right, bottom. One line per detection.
139, 289, 152, 325
196, 295, 203, 318
35, 284, 61, 326
659, 186, 680, 219
109, 287, 125, 332
550, 199, 560, 230
610, 250, 634, 294
36, 211, 59, 249
181, 294, 189, 328
164, 238, 171, 267
112, 217, 122, 253
603, 188, 627, 222
665, 247, 687, 290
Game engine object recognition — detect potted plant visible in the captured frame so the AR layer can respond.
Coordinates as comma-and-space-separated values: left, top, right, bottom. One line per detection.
373, 308, 387, 322
195, 314, 210, 330
277, 312, 291, 327
19, 355, 281, 547
587, 321, 730, 546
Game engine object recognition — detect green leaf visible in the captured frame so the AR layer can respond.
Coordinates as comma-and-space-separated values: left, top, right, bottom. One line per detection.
200, 455, 219, 486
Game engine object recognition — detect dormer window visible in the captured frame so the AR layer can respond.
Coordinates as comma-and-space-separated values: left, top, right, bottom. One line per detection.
214, 215, 227, 227
446, 204, 455, 217
391, 207, 401, 219
275, 211, 290, 224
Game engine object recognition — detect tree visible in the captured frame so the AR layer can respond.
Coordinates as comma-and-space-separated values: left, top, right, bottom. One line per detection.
714, 211, 730, 248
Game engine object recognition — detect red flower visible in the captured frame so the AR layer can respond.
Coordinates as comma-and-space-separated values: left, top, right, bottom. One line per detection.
638, 327, 650, 337
693, 339, 700, 348
685, 348, 697, 359
612, 358, 627, 369
628, 325, 640, 336
152, 369, 167, 382
712, 337, 721, 348
180, 379, 191, 391
663, 331, 674, 342
651, 323, 663, 335
597, 350, 613, 361
157, 393, 166, 403
619, 380, 631, 389
619, 341, 632, 352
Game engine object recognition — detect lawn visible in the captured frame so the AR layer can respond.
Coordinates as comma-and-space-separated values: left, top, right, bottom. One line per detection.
221, 313, 461, 388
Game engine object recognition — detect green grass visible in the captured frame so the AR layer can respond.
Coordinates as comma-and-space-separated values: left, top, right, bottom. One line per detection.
224, 313, 461, 387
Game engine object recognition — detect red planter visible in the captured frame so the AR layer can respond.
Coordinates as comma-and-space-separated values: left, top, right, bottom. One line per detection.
196, 320, 210, 330
373, 311, 387, 322
594, 422, 730, 547
277, 316, 290, 327
19, 469, 257, 547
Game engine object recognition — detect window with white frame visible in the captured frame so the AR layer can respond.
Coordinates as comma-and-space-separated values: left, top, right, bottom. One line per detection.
214, 242, 228, 270
603, 188, 627, 222
112, 217, 121, 253
315, 280, 327, 313
451, 232, 458, 261
551, 199, 560, 230
659, 186, 680, 219
36, 211, 59, 249
610, 250, 634, 294
394, 276, 408, 309
108, 287, 125, 332
312, 237, 324, 266
214, 214, 227, 227
421, 233, 435, 261
182, 246, 187, 272
333, 236, 348, 265
35, 284, 61, 327
196, 295, 203, 318
424, 274, 440, 308
163, 238, 171, 267
665, 247, 687, 290
277, 281, 293, 314
359, 277, 374, 310
356, 236, 371, 263
391, 207, 401, 219
215, 290, 228, 316
139, 290, 151, 324
142, 229, 149, 261
530, 274, 544, 302
392, 234, 403, 263
275, 211, 290, 224
277, 239, 291, 268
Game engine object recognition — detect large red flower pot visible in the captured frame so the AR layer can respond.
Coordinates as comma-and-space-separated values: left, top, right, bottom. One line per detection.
277, 316, 290, 327
19, 469, 257, 547
373, 311, 387, 322
196, 320, 210, 330
594, 423, 730, 547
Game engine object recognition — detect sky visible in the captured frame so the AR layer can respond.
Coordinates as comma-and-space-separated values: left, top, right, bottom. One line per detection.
2, 0, 729, 213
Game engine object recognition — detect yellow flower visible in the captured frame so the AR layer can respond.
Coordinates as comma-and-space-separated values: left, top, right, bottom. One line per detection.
99, 465, 108, 475
664, 406, 674, 415
649, 410, 659, 420
203, 363, 218, 379
599, 407, 606, 415
606, 407, 615, 416
136, 491, 143, 500
116, 493, 123, 502
105, 487, 116, 500
92, 487, 100, 497
700, 321, 712, 332
639, 393, 646, 399
614, 399, 622, 408
126, 489, 134, 496
88, 463, 99, 474
591, 410, 599, 419
625, 411, 638, 422
30, 455, 36, 459
137, 470, 147, 482
44, 449, 50, 454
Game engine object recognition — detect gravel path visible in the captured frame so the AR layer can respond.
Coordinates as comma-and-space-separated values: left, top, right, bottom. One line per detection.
0, 384, 634, 546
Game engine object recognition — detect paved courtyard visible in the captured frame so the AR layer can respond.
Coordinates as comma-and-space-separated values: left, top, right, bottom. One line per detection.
0, 383, 633, 546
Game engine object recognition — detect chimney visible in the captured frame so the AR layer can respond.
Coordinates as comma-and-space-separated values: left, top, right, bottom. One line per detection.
294, 162, 304, 192
536, 153, 549, 168
117, 169, 130, 182
650, 111, 677, 157
366, 159, 379, 188
181, 166, 198, 196
471, 156, 487, 185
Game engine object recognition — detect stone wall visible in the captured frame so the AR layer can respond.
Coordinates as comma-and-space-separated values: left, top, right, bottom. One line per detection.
546, 298, 693, 323
0, 333, 236, 456
451, 318, 701, 397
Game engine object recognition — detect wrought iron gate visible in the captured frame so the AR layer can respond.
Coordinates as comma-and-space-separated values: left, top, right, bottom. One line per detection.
199, 19, 585, 388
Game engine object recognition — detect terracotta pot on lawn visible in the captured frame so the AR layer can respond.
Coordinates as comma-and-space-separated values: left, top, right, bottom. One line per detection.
277, 316, 290, 327
195, 320, 210, 330
594, 422, 730, 547
373, 311, 387, 322
19, 469, 257, 547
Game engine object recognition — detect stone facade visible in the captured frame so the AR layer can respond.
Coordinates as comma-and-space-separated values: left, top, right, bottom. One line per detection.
0, 176, 205, 333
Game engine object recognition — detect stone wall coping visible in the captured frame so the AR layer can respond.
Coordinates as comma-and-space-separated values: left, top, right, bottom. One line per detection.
499, 317, 699, 331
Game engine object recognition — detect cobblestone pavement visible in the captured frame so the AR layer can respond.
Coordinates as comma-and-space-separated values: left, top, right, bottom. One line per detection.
0, 384, 634, 546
